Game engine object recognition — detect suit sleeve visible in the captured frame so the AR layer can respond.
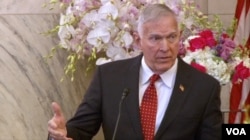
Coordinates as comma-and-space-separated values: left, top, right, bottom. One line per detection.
65, 66, 103, 140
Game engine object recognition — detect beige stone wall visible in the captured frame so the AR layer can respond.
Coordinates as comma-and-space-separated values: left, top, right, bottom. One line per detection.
195, 0, 236, 27
0, 0, 236, 139
0, 0, 93, 139
207, 0, 237, 27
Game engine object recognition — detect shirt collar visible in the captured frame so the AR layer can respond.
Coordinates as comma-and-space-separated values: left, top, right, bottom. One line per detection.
140, 56, 178, 88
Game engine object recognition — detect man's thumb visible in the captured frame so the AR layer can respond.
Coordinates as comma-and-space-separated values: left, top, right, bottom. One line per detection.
51, 102, 63, 117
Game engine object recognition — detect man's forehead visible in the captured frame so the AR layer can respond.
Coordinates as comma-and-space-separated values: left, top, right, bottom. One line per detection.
144, 27, 179, 35
142, 17, 178, 28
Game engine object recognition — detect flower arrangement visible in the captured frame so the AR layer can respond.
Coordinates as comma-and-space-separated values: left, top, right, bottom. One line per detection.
181, 29, 250, 85
44, 0, 250, 84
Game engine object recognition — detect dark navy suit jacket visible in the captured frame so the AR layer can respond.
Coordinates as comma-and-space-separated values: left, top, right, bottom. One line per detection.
66, 54, 222, 140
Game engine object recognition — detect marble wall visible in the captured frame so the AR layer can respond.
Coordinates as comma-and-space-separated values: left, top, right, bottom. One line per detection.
195, 0, 237, 27
0, 0, 95, 139
0, 0, 236, 140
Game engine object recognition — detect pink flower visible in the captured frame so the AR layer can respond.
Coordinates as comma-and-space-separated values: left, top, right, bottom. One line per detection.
232, 62, 250, 83
189, 37, 206, 51
221, 33, 230, 38
205, 37, 217, 47
199, 30, 214, 39
217, 38, 236, 61
191, 62, 207, 73
199, 30, 217, 47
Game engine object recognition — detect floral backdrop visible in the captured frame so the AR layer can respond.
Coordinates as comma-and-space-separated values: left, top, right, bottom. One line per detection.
44, 0, 250, 85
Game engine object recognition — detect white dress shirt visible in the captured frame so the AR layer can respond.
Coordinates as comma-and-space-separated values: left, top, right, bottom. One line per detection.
139, 57, 178, 134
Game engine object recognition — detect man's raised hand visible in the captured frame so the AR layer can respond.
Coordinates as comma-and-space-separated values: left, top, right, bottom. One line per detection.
48, 102, 72, 140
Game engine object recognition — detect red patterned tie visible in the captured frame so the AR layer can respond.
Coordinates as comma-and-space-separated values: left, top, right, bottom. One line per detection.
140, 74, 160, 140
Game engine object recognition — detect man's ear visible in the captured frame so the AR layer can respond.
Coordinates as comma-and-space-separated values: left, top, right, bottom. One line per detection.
133, 31, 141, 48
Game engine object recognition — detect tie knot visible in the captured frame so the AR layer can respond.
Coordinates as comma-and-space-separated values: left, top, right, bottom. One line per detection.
150, 74, 160, 83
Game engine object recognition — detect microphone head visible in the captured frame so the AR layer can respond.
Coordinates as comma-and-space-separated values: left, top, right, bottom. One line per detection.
122, 88, 129, 99
122, 88, 130, 98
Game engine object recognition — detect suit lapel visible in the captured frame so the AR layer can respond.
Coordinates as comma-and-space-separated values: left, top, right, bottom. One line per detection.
121, 56, 194, 139
155, 58, 194, 139
123, 55, 144, 139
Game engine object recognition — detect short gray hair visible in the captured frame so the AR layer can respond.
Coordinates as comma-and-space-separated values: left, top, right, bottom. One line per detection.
137, 4, 178, 36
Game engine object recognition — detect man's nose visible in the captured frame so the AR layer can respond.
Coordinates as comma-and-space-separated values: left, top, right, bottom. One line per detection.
159, 39, 169, 51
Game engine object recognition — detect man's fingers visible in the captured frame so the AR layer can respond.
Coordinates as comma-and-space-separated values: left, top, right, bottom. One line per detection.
48, 127, 65, 139
51, 102, 63, 117
48, 119, 57, 129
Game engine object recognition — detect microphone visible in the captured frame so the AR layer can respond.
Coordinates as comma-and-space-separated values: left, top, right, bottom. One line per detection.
112, 88, 130, 140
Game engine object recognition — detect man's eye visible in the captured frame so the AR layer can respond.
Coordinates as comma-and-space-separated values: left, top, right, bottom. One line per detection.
150, 36, 161, 41
167, 34, 177, 42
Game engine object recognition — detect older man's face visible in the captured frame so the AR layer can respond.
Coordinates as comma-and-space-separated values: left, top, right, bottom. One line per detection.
136, 15, 180, 74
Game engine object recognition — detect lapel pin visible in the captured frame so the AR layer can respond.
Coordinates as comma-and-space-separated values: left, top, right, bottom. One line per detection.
179, 84, 184, 92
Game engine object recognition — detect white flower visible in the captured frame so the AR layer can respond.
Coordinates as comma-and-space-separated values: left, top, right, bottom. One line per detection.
82, 10, 100, 28
113, 31, 133, 48
86, 27, 110, 47
49, 0, 250, 83
96, 57, 112, 65
243, 58, 250, 68
101, 0, 111, 5
98, 2, 119, 20
106, 45, 128, 60
58, 14, 76, 48
56, 0, 187, 60
183, 47, 232, 85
